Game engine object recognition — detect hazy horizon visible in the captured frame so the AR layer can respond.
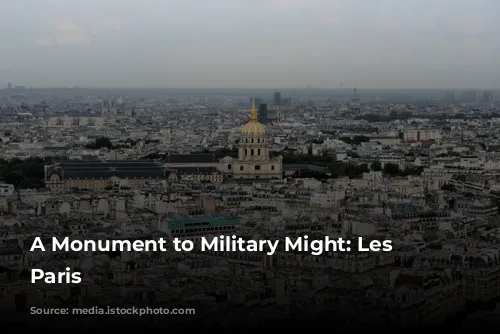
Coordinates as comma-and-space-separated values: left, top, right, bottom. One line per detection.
4, 87, 498, 92
1, 0, 499, 89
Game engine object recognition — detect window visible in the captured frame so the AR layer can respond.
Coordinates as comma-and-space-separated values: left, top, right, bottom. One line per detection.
251, 138, 254, 143
271, 166, 275, 170
245, 149, 247, 156
240, 166, 244, 171
255, 165, 261, 170
251, 149, 254, 156
227, 164, 232, 170
258, 149, 261, 155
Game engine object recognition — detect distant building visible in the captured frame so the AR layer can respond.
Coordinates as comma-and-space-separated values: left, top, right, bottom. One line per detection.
403, 129, 441, 143
273, 92, 281, 110
444, 92, 455, 102
46, 116, 104, 128
267, 109, 281, 123
483, 91, 493, 103
281, 97, 291, 107
101, 100, 117, 118
258, 103, 268, 124
461, 92, 476, 103
349, 88, 361, 113
268, 92, 282, 123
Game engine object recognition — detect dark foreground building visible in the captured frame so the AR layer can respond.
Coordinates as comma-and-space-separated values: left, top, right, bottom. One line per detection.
44, 160, 173, 191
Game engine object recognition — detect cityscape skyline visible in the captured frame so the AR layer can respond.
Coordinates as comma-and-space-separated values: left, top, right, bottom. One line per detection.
3, 85, 500, 89
1, 69, 500, 330
3, 84, 500, 91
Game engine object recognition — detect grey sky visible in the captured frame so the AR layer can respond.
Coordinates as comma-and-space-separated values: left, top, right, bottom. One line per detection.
1, 0, 499, 89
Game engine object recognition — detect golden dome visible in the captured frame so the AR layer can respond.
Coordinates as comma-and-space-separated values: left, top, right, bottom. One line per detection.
241, 98, 266, 136
242, 121, 266, 136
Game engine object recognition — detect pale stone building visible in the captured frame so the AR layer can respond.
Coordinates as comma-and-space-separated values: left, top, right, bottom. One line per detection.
219, 100, 283, 179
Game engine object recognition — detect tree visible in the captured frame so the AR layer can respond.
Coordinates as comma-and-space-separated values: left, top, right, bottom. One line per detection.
347, 151, 360, 158
5, 171, 24, 189
400, 166, 423, 176
0, 157, 47, 189
5, 170, 24, 198
383, 163, 400, 176
341, 164, 369, 179
370, 161, 382, 171
85, 137, 113, 149
441, 184, 456, 192
339, 135, 370, 146
447, 198, 456, 209
213, 148, 238, 159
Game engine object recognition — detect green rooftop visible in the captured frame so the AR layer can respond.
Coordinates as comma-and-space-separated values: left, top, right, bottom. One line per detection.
168, 217, 240, 230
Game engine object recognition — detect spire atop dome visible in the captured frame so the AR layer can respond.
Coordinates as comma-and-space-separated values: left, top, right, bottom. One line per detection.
249, 97, 257, 122
241, 97, 265, 136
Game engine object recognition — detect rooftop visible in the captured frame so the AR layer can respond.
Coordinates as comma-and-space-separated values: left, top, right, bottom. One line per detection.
165, 154, 218, 164
168, 216, 240, 230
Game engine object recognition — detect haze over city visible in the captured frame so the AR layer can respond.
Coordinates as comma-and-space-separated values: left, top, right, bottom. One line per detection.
1, 0, 499, 89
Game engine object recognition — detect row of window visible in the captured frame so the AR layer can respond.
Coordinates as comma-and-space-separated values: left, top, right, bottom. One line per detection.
243, 138, 265, 143
227, 164, 275, 171
245, 148, 262, 156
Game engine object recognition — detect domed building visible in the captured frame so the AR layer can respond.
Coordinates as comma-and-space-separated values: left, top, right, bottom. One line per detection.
220, 99, 282, 180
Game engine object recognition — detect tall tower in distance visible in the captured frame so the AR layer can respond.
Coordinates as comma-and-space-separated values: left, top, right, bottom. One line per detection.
273, 92, 281, 111
444, 92, 455, 102
349, 88, 361, 113
273, 92, 281, 122
102, 99, 117, 117
483, 91, 493, 103
101, 101, 109, 117
110, 100, 117, 118
258, 103, 268, 124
